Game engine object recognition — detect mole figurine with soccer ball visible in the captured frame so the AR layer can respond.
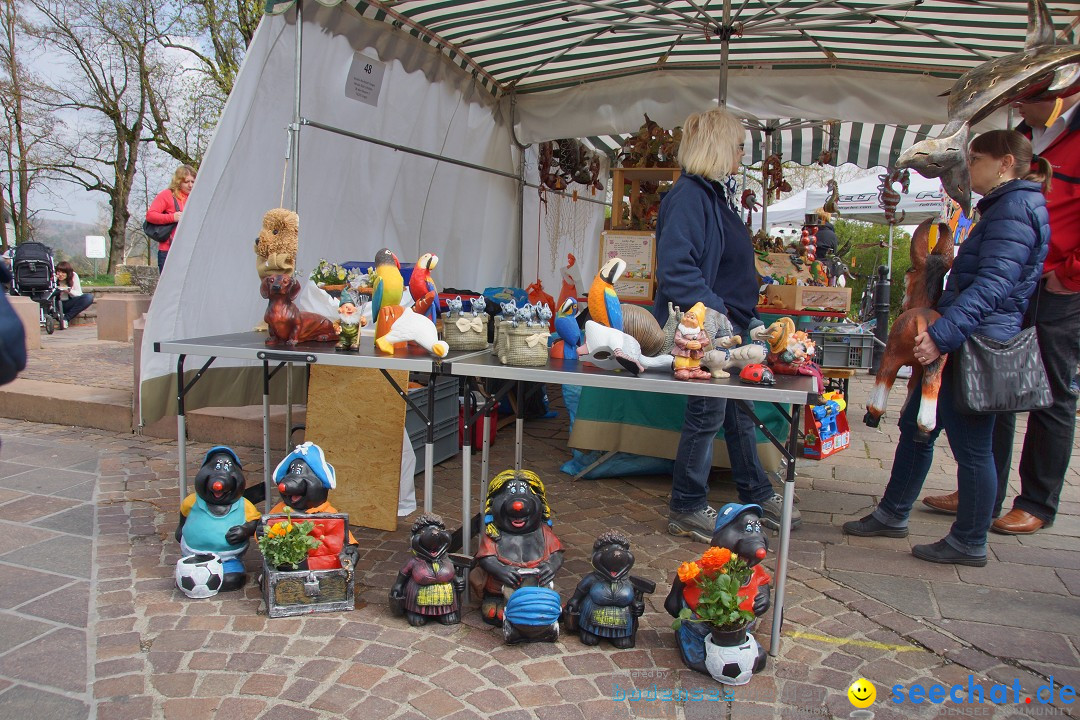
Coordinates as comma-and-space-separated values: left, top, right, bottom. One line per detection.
269, 443, 359, 572
175, 447, 261, 595
665, 503, 772, 684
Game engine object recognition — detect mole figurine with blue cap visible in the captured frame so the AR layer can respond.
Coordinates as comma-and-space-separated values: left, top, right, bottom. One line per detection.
471, 469, 564, 644
269, 442, 359, 572
664, 503, 772, 680
175, 446, 261, 592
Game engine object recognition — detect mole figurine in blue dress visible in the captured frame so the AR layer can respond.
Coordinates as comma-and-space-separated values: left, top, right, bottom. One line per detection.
564, 531, 654, 648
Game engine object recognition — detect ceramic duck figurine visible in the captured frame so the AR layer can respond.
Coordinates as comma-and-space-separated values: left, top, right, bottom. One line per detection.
375, 293, 447, 357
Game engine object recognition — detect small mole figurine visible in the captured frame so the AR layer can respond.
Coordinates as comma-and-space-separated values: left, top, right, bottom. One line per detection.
269, 442, 359, 572
564, 531, 655, 648
175, 446, 260, 592
389, 514, 466, 626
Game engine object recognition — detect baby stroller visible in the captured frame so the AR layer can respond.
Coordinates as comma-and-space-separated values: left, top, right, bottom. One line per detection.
10, 242, 64, 334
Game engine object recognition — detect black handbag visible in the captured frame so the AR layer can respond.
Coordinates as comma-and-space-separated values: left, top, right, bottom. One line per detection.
952, 326, 1052, 414
143, 195, 180, 243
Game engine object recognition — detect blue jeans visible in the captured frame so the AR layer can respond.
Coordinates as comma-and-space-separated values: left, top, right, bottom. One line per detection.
670, 396, 774, 513
157, 249, 168, 272
872, 361, 995, 556
61, 293, 93, 322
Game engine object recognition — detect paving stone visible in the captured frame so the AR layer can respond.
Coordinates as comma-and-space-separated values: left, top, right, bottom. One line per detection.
346, 695, 398, 720
0, 610, 53, 653
94, 673, 146, 698
30, 504, 95, 536
215, 697, 269, 720
0, 626, 86, 693
931, 583, 1080, 635
15, 582, 89, 627
151, 672, 197, 697
0, 564, 70, 608
95, 696, 154, 720
0, 684, 90, 720
338, 662, 388, 690
929, 620, 1079, 665
410, 688, 466, 718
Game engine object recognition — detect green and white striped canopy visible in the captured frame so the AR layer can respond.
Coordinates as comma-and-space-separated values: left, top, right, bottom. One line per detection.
265, 0, 1078, 96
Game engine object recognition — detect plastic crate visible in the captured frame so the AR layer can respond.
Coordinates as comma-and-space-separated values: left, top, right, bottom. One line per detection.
405, 376, 459, 439
408, 415, 459, 467
810, 330, 875, 369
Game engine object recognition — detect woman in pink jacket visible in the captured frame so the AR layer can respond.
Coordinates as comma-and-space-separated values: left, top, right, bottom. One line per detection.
145, 165, 195, 271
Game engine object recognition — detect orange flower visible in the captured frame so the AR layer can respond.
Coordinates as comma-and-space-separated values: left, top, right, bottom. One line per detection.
677, 561, 701, 583
699, 547, 732, 572
268, 521, 293, 538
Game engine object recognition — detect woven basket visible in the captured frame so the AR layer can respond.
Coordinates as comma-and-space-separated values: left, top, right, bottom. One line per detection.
444, 314, 489, 351
497, 324, 550, 367
492, 317, 506, 357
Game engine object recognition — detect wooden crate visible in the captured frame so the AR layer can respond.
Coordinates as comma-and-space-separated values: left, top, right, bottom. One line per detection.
261, 513, 356, 618
765, 285, 851, 312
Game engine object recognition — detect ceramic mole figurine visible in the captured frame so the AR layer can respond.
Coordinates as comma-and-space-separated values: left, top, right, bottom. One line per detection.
564, 531, 655, 648
175, 446, 260, 591
472, 469, 564, 643
389, 514, 467, 626
665, 503, 771, 678
269, 442, 358, 572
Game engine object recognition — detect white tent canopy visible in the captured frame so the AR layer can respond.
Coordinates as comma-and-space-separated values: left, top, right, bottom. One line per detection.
751, 172, 947, 230
139, 0, 1075, 423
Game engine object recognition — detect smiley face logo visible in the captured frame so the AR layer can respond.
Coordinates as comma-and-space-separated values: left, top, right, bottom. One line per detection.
847, 678, 876, 708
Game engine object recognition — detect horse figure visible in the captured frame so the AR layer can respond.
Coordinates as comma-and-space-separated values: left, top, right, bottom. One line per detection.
863, 218, 954, 440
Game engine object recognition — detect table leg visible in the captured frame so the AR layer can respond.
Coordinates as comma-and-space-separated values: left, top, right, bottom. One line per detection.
262, 360, 273, 511
424, 376, 436, 513
515, 381, 523, 471
285, 363, 293, 451
481, 410, 492, 501
177, 354, 187, 501
770, 404, 802, 656
461, 387, 473, 556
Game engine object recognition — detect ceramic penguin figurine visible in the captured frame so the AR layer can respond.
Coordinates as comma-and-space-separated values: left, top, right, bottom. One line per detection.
270, 443, 359, 572
564, 531, 655, 648
389, 514, 465, 626
175, 447, 260, 592
664, 503, 772, 677
473, 469, 564, 644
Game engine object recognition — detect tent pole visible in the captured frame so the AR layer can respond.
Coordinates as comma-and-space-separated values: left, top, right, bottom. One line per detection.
718, 0, 731, 107
290, 0, 303, 212
886, 223, 894, 280
511, 92, 527, 289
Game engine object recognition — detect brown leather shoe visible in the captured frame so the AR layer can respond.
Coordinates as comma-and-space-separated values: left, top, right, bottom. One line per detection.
991, 508, 1046, 535
922, 491, 959, 515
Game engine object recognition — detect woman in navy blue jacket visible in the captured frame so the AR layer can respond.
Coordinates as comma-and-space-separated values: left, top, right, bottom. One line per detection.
844, 130, 1051, 566
654, 107, 800, 541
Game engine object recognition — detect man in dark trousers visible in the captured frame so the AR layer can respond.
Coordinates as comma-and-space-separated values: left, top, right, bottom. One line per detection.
923, 94, 1080, 534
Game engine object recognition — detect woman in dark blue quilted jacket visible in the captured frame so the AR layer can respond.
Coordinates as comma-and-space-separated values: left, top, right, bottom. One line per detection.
844, 130, 1052, 566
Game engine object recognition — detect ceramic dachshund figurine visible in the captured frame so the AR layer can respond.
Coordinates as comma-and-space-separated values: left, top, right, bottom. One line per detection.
175, 447, 261, 592
269, 443, 359, 572
261, 273, 338, 346
389, 514, 466, 626
564, 531, 654, 648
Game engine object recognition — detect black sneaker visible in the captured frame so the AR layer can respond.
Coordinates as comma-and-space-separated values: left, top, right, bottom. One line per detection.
842, 514, 908, 538
760, 493, 801, 531
912, 539, 987, 567
668, 505, 719, 544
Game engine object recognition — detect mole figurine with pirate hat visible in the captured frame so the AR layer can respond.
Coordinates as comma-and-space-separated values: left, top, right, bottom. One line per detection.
175, 446, 261, 592
269, 442, 359, 572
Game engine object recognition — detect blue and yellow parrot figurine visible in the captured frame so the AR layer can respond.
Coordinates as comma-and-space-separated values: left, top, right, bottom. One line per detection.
550, 297, 582, 360
409, 252, 439, 322
588, 257, 626, 331
362, 248, 403, 338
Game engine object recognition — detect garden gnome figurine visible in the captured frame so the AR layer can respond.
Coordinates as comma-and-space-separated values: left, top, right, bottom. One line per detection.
270, 443, 359, 572
472, 469, 564, 643
335, 289, 364, 352
175, 447, 260, 592
564, 531, 654, 648
389, 514, 465, 626
664, 503, 771, 678
673, 302, 712, 380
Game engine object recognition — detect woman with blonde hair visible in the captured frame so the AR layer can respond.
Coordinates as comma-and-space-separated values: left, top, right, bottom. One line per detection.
145, 165, 196, 272
653, 107, 801, 541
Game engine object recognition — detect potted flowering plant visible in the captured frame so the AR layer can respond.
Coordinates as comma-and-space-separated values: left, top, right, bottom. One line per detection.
310, 260, 348, 292
672, 546, 757, 645
258, 511, 322, 571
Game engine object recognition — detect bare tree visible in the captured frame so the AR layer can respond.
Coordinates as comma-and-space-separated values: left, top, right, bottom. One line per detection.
27, 0, 166, 274
145, 0, 260, 167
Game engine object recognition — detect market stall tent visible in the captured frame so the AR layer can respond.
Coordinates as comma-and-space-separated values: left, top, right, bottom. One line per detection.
750, 172, 948, 230
139, 0, 1078, 424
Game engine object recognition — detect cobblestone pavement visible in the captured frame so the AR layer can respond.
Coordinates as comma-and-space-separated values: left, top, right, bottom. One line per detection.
0, 354, 1077, 719
18, 325, 132, 391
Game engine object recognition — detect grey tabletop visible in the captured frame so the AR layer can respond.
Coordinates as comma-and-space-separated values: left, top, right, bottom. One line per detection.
156, 331, 488, 373
446, 351, 819, 404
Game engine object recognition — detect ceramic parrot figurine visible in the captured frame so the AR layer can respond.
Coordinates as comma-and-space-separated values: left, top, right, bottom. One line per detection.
550, 297, 582, 360
588, 257, 626, 331
360, 248, 403, 338
409, 253, 439, 322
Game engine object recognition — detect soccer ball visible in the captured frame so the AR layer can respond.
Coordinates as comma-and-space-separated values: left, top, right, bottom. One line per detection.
704, 631, 767, 685
175, 554, 224, 599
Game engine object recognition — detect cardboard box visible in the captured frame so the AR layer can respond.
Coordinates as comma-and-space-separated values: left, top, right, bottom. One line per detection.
765, 285, 851, 312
